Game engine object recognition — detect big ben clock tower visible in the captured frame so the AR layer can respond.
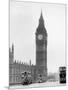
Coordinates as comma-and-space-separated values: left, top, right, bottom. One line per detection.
35, 11, 47, 81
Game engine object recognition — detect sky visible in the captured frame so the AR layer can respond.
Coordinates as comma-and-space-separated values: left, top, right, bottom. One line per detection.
10, 0, 66, 73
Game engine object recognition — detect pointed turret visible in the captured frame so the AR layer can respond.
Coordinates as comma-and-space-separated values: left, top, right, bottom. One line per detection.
39, 10, 44, 21
12, 44, 14, 54
36, 10, 47, 35
9, 44, 14, 64
12, 43, 14, 61
29, 60, 31, 66
39, 10, 44, 26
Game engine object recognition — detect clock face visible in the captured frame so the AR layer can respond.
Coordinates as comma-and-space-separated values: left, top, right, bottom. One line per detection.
38, 34, 43, 40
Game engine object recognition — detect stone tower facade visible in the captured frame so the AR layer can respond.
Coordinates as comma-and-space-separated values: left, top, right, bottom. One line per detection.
35, 11, 47, 81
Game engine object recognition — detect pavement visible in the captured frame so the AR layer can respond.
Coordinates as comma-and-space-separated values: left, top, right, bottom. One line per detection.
9, 81, 66, 89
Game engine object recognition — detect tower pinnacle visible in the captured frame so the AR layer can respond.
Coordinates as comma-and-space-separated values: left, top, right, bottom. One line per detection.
39, 10, 44, 21
12, 44, 14, 54
39, 10, 44, 26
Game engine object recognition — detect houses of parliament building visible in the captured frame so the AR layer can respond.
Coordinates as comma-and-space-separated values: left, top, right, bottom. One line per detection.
9, 11, 48, 85
9, 44, 36, 85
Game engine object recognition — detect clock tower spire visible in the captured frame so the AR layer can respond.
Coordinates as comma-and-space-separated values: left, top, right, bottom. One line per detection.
39, 10, 44, 26
35, 11, 47, 81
